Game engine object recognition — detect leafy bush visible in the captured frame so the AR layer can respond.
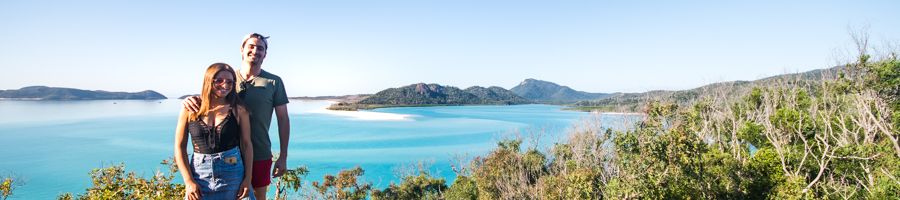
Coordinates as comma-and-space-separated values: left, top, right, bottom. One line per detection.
57, 159, 183, 200
310, 167, 371, 200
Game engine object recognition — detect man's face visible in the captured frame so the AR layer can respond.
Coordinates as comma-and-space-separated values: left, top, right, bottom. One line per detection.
242, 38, 267, 66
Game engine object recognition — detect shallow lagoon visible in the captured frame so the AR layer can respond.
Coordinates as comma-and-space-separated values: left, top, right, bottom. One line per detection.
0, 99, 636, 199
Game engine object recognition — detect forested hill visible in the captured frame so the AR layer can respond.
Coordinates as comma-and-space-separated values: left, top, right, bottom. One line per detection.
463, 86, 531, 105
573, 65, 845, 112
327, 83, 532, 110
0, 86, 167, 100
359, 83, 531, 105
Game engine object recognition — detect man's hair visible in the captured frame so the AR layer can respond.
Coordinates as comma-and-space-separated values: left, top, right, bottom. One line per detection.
241, 33, 269, 50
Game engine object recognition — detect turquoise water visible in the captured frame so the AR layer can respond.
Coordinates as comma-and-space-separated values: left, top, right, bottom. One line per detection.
0, 100, 633, 199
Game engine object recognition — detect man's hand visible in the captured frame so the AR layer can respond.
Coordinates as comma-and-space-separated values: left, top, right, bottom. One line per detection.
272, 156, 287, 177
182, 96, 201, 113
236, 179, 252, 199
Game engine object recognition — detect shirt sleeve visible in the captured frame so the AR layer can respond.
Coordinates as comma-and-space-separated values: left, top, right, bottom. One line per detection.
273, 76, 289, 106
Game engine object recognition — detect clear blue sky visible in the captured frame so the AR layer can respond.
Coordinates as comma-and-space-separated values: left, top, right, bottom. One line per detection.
1, 1, 899, 98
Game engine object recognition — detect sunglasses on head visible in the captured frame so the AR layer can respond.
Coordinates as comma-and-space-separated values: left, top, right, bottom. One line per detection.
213, 78, 235, 85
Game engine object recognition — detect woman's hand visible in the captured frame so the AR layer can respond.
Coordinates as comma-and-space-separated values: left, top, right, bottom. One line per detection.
237, 179, 252, 199
185, 181, 203, 200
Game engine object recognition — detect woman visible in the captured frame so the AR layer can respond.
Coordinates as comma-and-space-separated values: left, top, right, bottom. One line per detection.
175, 63, 255, 200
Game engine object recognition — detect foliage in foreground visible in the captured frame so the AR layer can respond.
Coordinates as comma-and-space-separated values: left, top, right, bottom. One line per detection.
56, 159, 183, 199
1, 174, 24, 200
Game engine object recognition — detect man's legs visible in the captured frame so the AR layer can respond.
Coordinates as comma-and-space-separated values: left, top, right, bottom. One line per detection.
254, 186, 267, 200
251, 159, 273, 200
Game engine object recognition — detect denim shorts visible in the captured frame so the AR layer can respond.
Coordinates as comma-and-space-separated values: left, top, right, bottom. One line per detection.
189, 147, 255, 200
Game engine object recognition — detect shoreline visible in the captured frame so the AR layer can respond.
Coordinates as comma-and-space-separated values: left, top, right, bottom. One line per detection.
310, 101, 415, 121
327, 102, 555, 111
323, 100, 642, 115
590, 111, 646, 115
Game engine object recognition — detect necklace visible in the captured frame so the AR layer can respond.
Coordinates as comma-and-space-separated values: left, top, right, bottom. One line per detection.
209, 104, 229, 112
240, 68, 259, 81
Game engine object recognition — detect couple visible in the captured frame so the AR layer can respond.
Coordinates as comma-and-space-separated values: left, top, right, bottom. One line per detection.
173, 33, 291, 200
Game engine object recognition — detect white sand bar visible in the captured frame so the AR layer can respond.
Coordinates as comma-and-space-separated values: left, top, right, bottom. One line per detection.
310, 101, 415, 121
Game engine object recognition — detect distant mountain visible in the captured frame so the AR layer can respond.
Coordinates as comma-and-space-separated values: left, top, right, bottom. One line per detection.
573, 65, 845, 112
510, 78, 611, 103
0, 86, 167, 100
328, 83, 531, 110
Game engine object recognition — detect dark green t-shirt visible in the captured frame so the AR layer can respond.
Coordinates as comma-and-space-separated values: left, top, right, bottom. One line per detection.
237, 69, 289, 161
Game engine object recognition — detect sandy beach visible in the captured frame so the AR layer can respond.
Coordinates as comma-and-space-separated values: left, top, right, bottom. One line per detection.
309, 100, 415, 121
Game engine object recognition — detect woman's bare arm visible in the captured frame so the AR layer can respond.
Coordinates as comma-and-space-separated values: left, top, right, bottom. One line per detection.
173, 108, 195, 184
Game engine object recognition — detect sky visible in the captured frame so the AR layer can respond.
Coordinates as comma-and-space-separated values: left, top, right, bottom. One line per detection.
1, 1, 899, 98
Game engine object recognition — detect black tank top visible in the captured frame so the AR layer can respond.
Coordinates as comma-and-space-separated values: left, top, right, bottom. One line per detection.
188, 109, 240, 154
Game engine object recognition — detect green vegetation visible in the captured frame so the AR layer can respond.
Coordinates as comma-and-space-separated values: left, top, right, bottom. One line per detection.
371, 170, 447, 200
360, 83, 482, 105
273, 166, 310, 199
1, 174, 23, 200
56, 159, 184, 199
463, 86, 531, 105
310, 167, 371, 200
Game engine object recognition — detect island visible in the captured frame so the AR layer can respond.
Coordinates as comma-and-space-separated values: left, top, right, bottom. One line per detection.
0, 86, 167, 100
327, 83, 532, 111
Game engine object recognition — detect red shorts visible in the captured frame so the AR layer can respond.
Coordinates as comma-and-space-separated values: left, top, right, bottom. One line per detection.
251, 159, 273, 187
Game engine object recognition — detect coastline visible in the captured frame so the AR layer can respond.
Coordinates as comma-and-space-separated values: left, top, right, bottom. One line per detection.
0, 98, 44, 100
590, 111, 646, 116
324, 100, 635, 115
310, 100, 415, 121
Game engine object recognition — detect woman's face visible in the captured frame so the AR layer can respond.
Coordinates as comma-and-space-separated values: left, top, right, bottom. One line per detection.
212, 71, 234, 99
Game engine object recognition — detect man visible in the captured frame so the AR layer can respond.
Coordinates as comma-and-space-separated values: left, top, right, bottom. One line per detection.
184, 33, 290, 200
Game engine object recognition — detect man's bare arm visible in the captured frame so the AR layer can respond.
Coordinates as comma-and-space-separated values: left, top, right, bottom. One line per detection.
272, 104, 290, 177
